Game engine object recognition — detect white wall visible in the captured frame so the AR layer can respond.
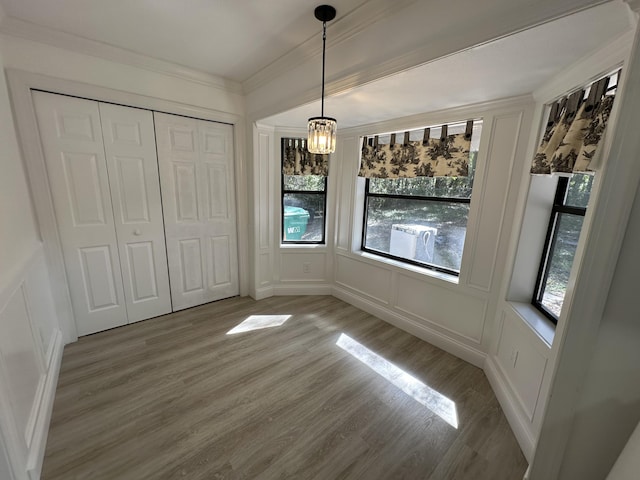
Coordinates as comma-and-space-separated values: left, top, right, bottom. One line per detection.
483, 28, 635, 464
607, 420, 640, 480
556, 179, 640, 479
544, 25, 640, 478
252, 98, 538, 373
329, 98, 534, 368
0, 47, 63, 480
251, 126, 336, 299
0, 48, 39, 286
0, 34, 244, 117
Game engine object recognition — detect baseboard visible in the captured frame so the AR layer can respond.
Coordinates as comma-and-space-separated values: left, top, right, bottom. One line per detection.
272, 283, 333, 296
332, 286, 486, 368
27, 329, 64, 480
253, 286, 274, 300
484, 355, 536, 462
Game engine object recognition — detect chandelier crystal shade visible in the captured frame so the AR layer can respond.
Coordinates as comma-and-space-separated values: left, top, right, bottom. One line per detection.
308, 5, 337, 154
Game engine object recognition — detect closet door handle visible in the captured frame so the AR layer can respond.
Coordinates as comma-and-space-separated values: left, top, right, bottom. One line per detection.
133, 229, 142, 236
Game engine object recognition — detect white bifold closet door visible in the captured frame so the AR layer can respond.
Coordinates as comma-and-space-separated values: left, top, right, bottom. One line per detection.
98, 102, 172, 322
33, 91, 171, 335
154, 112, 239, 311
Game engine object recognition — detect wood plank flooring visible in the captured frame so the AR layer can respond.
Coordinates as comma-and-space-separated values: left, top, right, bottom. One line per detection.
42, 296, 527, 479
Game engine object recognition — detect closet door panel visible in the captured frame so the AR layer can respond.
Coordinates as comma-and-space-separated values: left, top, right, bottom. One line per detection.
155, 112, 239, 310
99, 103, 172, 322
199, 121, 239, 299
33, 91, 127, 335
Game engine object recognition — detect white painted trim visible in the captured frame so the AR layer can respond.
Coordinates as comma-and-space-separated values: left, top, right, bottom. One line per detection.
334, 279, 391, 306
0, 363, 25, 480
4, 73, 76, 344
393, 299, 487, 346
252, 286, 274, 301
529, 23, 640, 480
0, 17, 242, 94
5, 69, 250, 342
0, 244, 42, 313
26, 330, 63, 480
272, 284, 333, 296
242, 0, 418, 93
484, 356, 536, 461
339, 95, 533, 138
247, 1, 614, 120
465, 111, 524, 293
491, 313, 548, 424
232, 120, 250, 299
332, 285, 486, 368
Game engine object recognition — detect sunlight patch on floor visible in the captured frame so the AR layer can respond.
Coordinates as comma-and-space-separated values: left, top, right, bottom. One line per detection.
336, 333, 458, 428
227, 315, 291, 335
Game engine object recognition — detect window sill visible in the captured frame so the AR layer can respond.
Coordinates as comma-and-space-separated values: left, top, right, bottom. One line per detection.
280, 243, 327, 250
354, 250, 460, 285
509, 301, 555, 347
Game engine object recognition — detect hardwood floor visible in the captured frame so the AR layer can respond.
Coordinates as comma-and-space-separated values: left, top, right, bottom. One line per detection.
42, 296, 528, 479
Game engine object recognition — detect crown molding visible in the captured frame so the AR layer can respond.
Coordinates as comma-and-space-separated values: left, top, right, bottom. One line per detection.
338, 94, 534, 137
242, 0, 418, 94
248, 0, 616, 122
0, 16, 243, 94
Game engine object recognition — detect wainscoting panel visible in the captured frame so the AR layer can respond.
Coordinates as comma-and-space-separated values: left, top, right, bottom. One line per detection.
335, 255, 392, 304
466, 111, 524, 293
395, 273, 486, 343
279, 252, 327, 283
495, 311, 548, 422
0, 245, 63, 480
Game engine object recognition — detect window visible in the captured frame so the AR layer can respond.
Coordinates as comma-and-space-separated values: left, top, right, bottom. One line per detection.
533, 174, 593, 322
361, 122, 481, 275
281, 139, 327, 243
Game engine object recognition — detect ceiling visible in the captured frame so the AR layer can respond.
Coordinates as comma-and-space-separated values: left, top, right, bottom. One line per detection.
0, 0, 635, 128
263, 1, 633, 128
0, 0, 370, 83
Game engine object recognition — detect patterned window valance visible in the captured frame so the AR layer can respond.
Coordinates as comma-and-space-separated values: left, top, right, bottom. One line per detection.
531, 70, 619, 175
282, 138, 329, 176
358, 121, 474, 178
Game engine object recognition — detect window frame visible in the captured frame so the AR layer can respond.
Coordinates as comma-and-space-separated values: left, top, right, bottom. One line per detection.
360, 178, 472, 276
532, 176, 587, 323
280, 139, 328, 245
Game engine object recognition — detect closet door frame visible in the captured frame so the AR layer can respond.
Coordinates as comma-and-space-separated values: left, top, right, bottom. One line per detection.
6, 69, 249, 343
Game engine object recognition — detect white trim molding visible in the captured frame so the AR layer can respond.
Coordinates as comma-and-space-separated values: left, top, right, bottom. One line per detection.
0, 16, 242, 94
0, 243, 63, 480
332, 285, 487, 368
26, 330, 63, 480
485, 356, 537, 461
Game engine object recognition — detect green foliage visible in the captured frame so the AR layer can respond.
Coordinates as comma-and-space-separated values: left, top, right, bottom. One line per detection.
540, 173, 594, 316
565, 173, 593, 207
369, 151, 477, 199
283, 175, 325, 192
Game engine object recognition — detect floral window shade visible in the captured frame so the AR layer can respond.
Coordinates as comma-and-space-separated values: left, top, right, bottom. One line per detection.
531, 71, 618, 175
282, 137, 329, 176
358, 121, 474, 179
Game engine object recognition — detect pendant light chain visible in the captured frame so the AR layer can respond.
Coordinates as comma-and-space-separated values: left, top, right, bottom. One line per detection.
321, 20, 326, 118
